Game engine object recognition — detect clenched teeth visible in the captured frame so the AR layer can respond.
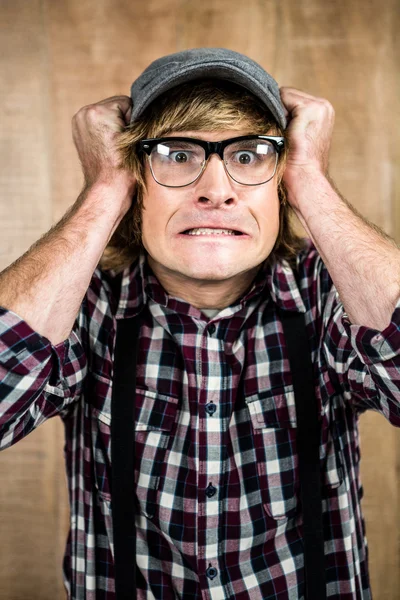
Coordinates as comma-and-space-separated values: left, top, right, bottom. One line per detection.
185, 228, 238, 235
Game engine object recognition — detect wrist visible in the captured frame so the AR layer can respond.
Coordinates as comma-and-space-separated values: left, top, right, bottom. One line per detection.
284, 165, 327, 190
284, 167, 333, 210
83, 175, 136, 219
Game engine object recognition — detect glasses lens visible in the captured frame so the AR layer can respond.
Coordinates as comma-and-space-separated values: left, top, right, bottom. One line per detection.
149, 141, 205, 186
224, 139, 277, 184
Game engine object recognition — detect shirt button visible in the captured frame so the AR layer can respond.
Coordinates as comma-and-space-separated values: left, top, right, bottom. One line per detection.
206, 564, 218, 580
205, 401, 217, 415
207, 323, 216, 335
205, 483, 217, 498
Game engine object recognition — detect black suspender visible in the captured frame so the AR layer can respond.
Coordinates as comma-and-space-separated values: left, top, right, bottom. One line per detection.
278, 308, 327, 599
111, 314, 141, 599
110, 307, 326, 599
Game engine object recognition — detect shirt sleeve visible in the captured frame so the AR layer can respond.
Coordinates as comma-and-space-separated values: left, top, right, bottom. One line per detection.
0, 303, 88, 450
321, 278, 400, 425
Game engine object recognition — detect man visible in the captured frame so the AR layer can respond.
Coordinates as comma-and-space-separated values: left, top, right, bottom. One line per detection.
0, 48, 399, 600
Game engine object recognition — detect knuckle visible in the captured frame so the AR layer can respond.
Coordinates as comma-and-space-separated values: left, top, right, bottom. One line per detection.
72, 110, 82, 122
73, 105, 91, 121
86, 104, 100, 116
321, 98, 334, 111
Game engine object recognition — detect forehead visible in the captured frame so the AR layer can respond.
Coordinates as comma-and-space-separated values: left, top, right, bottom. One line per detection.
162, 129, 256, 141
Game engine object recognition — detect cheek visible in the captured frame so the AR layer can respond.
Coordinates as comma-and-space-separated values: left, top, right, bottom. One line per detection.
141, 186, 172, 242
254, 188, 280, 233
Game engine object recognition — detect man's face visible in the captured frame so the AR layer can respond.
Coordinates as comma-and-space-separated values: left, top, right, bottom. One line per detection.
140, 129, 281, 308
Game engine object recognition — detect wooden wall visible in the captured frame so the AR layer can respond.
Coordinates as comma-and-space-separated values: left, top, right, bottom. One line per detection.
0, 1, 399, 598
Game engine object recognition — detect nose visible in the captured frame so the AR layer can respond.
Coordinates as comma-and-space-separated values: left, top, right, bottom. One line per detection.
194, 154, 236, 204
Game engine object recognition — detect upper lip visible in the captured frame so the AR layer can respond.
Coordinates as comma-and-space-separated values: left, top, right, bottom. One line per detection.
180, 224, 248, 234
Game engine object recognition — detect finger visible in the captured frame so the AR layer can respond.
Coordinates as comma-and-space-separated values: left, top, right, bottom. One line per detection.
280, 88, 330, 116
280, 93, 327, 117
125, 104, 133, 124
280, 86, 321, 101
86, 96, 133, 127
125, 98, 133, 124
96, 95, 132, 106
116, 98, 133, 125
106, 97, 133, 126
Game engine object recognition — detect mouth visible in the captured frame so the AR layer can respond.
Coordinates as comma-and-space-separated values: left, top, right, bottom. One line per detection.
179, 228, 248, 238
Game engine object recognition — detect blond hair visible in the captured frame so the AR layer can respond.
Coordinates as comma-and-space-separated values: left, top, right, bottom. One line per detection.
98, 79, 307, 273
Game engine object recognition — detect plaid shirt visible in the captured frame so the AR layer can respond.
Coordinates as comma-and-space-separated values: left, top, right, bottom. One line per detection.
1, 238, 399, 600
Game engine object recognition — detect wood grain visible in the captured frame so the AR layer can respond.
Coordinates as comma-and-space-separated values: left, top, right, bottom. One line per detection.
0, 1, 68, 598
0, 0, 398, 598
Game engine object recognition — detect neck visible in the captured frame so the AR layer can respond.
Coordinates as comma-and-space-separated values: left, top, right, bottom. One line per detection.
146, 255, 261, 309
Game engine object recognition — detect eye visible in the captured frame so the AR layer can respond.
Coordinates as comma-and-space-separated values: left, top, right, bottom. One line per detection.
170, 151, 190, 163
153, 142, 202, 163
225, 141, 274, 166
235, 151, 256, 165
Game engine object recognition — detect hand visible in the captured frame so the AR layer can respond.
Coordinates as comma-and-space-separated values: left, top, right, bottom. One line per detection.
279, 87, 335, 193
72, 95, 137, 193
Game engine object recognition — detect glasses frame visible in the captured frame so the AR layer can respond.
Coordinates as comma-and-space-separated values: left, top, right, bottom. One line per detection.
138, 135, 285, 188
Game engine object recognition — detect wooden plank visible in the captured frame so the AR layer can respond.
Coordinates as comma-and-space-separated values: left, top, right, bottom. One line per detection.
276, 2, 400, 597
0, 0, 398, 598
44, 0, 181, 224
178, 0, 279, 67
278, 0, 398, 236
0, 1, 68, 599
0, 0, 52, 267
359, 414, 399, 600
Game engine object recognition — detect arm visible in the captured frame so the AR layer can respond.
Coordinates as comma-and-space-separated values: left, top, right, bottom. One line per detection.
0, 180, 134, 448
287, 169, 400, 330
0, 95, 136, 346
0, 95, 136, 448
299, 243, 400, 423
279, 85, 400, 331
280, 86, 400, 422
0, 178, 133, 346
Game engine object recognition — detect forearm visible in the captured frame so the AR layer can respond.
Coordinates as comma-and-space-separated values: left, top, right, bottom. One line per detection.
286, 170, 400, 330
0, 178, 133, 346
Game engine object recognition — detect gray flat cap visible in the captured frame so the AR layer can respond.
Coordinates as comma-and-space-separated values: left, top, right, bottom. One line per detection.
129, 48, 286, 130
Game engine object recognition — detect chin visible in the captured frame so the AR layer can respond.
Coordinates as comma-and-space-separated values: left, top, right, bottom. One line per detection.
170, 256, 253, 281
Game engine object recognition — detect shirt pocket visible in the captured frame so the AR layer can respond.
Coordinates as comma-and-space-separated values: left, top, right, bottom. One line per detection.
245, 384, 344, 521
87, 371, 179, 519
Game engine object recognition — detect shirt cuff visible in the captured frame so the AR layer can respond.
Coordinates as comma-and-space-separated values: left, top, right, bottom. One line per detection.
0, 307, 69, 376
341, 297, 400, 365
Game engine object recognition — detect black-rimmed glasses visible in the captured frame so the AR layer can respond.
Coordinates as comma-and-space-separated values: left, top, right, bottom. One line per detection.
138, 135, 285, 187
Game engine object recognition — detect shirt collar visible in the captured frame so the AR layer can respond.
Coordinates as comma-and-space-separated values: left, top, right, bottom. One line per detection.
114, 246, 307, 320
